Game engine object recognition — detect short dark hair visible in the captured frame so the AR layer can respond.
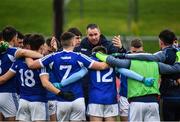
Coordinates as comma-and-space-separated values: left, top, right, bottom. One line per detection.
130, 38, 143, 48
23, 34, 32, 46
17, 31, 24, 40
60, 32, 75, 47
2, 26, 17, 42
159, 29, 177, 45
68, 27, 82, 36
92, 46, 107, 54
29, 34, 45, 50
86, 23, 99, 30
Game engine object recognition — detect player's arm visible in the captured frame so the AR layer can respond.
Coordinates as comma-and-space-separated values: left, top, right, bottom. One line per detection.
96, 52, 131, 68
94, 52, 155, 86
117, 68, 155, 86
15, 48, 43, 59
0, 70, 16, 85
40, 74, 60, 94
124, 51, 166, 62
90, 61, 109, 70
79, 53, 109, 70
158, 62, 180, 74
26, 53, 54, 69
96, 51, 166, 62
40, 72, 75, 101
25, 58, 42, 69
53, 67, 88, 89
158, 52, 180, 74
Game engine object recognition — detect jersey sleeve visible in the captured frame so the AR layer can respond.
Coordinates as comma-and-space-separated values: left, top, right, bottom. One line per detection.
39, 53, 54, 68
7, 47, 18, 62
8, 47, 18, 56
9, 61, 18, 73
39, 67, 49, 76
77, 53, 95, 68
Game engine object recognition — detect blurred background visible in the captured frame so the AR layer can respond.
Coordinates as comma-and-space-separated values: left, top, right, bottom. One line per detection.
0, 0, 179, 52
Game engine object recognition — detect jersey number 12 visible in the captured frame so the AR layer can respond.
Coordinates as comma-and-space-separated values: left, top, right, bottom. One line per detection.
96, 68, 113, 82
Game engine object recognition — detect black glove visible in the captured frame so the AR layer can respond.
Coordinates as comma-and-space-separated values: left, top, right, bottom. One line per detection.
57, 91, 75, 101
111, 53, 125, 58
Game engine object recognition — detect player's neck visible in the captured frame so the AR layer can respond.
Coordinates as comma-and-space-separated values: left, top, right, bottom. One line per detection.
63, 46, 74, 51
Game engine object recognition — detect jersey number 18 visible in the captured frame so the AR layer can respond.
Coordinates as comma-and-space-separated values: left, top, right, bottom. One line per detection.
19, 69, 35, 87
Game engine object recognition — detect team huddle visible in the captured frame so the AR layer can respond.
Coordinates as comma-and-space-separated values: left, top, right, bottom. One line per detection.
0, 24, 179, 121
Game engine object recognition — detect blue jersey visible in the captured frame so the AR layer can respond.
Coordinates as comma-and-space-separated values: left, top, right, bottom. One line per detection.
10, 58, 47, 102
119, 75, 128, 97
46, 69, 58, 100
88, 57, 117, 104
0, 47, 17, 93
39, 50, 94, 101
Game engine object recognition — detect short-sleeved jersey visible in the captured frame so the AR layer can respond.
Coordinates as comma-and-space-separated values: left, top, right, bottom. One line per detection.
39, 50, 94, 101
0, 47, 17, 93
10, 58, 47, 102
88, 57, 117, 104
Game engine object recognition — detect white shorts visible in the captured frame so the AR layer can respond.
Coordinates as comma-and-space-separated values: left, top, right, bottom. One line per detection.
48, 100, 57, 116
87, 103, 119, 118
56, 98, 86, 121
0, 93, 19, 118
16, 99, 48, 121
129, 102, 160, 122
119, 96, 129, 117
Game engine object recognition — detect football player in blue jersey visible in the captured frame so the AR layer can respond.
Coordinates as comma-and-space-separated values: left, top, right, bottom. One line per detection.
42, 37, 59, 121
0, 26, 43, 121
25, 32, 110, 121
95, 49, 180, 122
86, 46, 119, 121
86, 46, 155, 121
26, 32, 156, 121
44, 36, 88, 121
42, 37, 57, 121
50, 45, 155, 121
0, 34, 74, 121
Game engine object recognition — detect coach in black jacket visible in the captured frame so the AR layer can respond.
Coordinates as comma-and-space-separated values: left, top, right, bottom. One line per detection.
74, 24, 126, 55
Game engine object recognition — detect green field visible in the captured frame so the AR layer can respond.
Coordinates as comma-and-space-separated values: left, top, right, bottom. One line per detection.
65, 0, 180, 36
0, 0, 179, 52
0, 0, 53, 36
